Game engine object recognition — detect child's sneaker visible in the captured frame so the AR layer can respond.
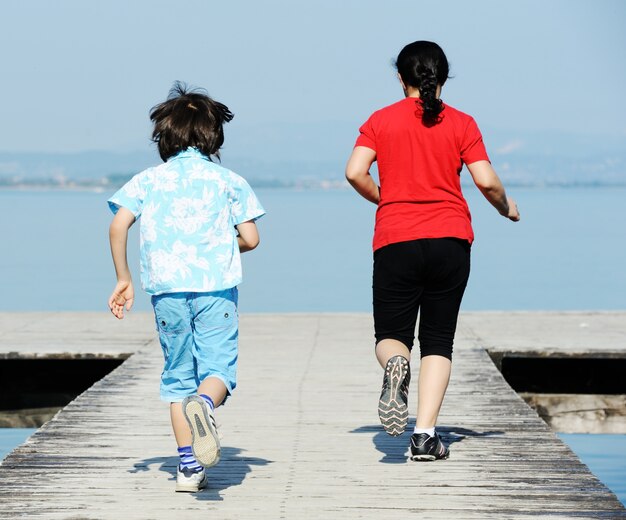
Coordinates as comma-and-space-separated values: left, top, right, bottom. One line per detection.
409, 432, 450, 461
378, 355, 411, 436
182, 395, 221, 468
175, 465, 208, 492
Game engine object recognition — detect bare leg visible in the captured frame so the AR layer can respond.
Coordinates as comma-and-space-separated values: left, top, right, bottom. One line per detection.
376, 338, 412, 436
375, 338, 411, 368
415, 354, 452, 428
170, 377, 228, 447
197, 376, 228, 408
170, 403, 192, 447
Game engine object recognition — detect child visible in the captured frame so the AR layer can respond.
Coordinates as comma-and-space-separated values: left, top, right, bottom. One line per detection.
107, 82, 265, 491
345, 41, 519, 461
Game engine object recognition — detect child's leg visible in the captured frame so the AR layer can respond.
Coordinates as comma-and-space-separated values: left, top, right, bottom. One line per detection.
170, 403, 192, 446
191, 288, 239, 405
176, 289, 238, 468
197, 376, 228, 407
151, 293, 197, 447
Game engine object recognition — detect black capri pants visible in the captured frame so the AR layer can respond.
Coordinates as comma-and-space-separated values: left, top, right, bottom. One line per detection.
373, 238, 471, 360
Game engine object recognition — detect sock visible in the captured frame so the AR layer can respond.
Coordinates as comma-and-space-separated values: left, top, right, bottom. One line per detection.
414, 426, 435, 437
177, 445, 202, 472
199, 393, 215, 411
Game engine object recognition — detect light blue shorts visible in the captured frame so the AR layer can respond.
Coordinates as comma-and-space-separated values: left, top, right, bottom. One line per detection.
151, 289, 238, 402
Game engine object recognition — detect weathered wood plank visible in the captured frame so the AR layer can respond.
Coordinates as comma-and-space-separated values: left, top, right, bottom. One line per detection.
0, 312, 623, 519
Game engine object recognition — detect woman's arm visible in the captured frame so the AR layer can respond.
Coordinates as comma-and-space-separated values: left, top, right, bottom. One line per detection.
345, 146, 380, 204
236, 220, 260, 252
467, 160, 520, 221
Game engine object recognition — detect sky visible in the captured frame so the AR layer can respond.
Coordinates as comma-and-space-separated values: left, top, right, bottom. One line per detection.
0, 0, 625, 165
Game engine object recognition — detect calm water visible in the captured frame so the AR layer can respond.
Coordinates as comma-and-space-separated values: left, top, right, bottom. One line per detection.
0, 429, 36, 461
0, 186, 625, 502
1, 186, 625, 312
558, 434, 626, 505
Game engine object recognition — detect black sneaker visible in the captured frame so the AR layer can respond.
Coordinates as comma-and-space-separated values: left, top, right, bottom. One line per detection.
409, 432, 450, 461
378, 355, 411, 436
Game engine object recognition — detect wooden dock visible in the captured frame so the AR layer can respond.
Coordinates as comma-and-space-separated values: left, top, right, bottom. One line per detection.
0, 312, 624, 519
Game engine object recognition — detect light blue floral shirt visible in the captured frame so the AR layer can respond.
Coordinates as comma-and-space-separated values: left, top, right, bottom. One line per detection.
108, 148, 265, 295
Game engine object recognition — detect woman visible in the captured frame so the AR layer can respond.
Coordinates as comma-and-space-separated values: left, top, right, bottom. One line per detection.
345, 41, 519, 461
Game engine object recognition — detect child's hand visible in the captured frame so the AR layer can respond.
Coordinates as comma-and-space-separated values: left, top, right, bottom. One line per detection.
108, 280, 134, 319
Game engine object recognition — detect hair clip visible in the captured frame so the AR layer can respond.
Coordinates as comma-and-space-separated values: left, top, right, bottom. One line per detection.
187, 103, 198, 111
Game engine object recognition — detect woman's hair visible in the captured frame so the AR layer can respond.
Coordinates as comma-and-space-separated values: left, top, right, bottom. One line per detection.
150, 81, 234, 162
395, 41, 449, 125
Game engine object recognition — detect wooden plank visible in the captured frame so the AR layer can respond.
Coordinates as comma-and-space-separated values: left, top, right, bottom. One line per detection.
0, 313, 623, 519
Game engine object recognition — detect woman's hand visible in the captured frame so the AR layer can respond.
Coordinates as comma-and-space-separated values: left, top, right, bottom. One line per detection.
505, 197, 520, 221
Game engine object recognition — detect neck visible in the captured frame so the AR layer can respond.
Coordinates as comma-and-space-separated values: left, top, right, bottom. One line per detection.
403, 85, 442, 99
404, 85, 421, 98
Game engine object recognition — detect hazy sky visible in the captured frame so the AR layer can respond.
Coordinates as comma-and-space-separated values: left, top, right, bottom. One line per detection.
1, 0, 625, 157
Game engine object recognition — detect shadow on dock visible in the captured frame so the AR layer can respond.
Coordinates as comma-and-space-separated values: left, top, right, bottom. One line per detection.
130, 447, 271, 500
350, 425, 504, 464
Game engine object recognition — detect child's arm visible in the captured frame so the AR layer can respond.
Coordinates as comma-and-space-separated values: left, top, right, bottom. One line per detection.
108, 207, 136, 319
467, 160, 520, 221
236, 220, 260, 253
345, 146, 380, 204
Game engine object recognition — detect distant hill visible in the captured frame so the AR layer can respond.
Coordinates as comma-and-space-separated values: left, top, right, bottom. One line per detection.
0, 123, 624, 189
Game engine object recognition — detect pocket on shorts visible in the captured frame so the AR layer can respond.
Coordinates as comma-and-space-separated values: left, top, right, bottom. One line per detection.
152, 294, 190, 336
193, 289, 238, 330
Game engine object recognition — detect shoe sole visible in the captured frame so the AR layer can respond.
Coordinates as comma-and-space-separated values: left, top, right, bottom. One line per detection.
410, 453, 450, 462
182, 396, 221, 468
175, 473, 208, 492
378, 356, 410, 437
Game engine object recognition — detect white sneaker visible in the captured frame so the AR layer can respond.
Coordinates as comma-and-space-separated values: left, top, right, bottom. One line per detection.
175, 466, 208, 492
182, 395, 221, 468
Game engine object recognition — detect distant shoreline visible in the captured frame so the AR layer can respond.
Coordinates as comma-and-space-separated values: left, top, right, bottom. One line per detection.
1, 179, 626, 192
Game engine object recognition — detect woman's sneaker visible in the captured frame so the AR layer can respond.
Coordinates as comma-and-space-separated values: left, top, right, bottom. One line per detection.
175, 465, 208, 492
378, 355, 411, 436
409, 432, 450, 461
182, 395, 221, 468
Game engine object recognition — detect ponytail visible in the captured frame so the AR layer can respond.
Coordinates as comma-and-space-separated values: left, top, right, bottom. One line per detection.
396, 41, 449, 126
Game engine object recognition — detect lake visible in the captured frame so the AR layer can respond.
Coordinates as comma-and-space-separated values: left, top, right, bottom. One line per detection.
1, 186, 625, 312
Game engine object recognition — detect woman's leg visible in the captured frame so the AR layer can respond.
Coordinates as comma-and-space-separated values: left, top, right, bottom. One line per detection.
415, 355, 452, 428
375, 338, 411, 368
415, 238, 470, 429
373, 242, 424, 436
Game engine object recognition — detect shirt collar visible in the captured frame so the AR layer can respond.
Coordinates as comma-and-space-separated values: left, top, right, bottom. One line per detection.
171, 147, 209, 160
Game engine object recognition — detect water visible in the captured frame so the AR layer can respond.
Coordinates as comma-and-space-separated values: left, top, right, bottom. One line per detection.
0, 428, 36, 461
558, 434, 626, 505
0, 186, 625, 312
0, 186, 625, 502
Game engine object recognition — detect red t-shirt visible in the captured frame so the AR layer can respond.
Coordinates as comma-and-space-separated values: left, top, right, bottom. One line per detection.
355, 97, 489, 251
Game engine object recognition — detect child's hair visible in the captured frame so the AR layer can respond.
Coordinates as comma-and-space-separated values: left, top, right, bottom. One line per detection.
395, 41, 449, 125
150, 81, 234, 162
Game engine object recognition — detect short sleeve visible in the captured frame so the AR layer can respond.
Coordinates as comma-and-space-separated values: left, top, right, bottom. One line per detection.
228, 175, 266, 226
107, 173, 146, 218
460, 117, 490, 165
355, 116, 376, 151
